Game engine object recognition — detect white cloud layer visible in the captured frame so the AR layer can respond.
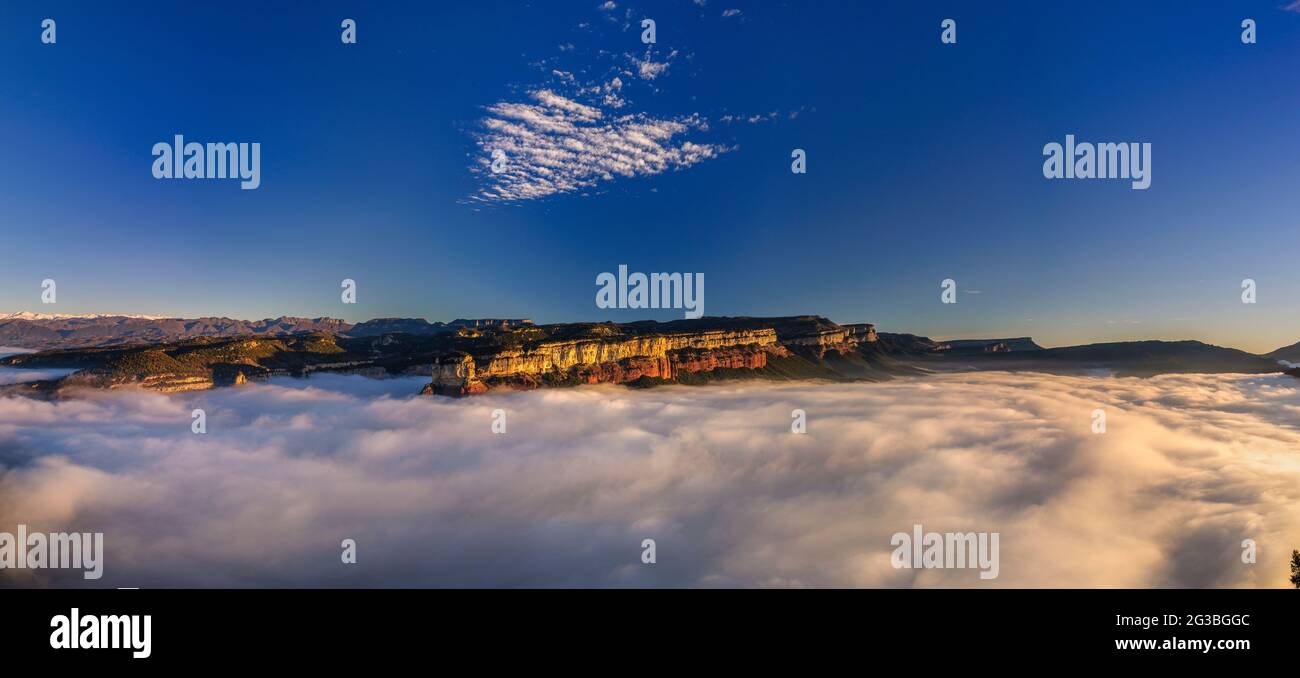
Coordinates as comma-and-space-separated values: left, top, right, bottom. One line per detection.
0, 367, 77, 386
2, 371, 1299, 587
471, 90, 725, 202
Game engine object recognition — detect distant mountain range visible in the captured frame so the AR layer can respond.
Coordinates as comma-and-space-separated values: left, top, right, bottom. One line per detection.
0, 313, 532, 350
927, 339, 1282, 377
1263, 340, 1300, 364
0, 312, 173, 321
0, 314, 1294, 398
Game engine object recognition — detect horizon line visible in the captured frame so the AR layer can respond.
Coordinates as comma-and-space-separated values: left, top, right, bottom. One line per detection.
1, 310, 1292, 356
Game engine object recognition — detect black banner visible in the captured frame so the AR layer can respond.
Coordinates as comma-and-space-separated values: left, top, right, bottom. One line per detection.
2, 588, 1288, 668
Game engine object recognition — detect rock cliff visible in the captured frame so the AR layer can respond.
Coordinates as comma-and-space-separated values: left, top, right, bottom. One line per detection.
422, 317, 864, 396
0, 316, 894, 398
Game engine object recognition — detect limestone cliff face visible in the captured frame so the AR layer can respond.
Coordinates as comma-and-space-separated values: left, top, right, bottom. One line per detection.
573, 356, 670, 385
424, 354, 490, 396
668, 345, 780, 374
482, 328, 777, 375
574, 345, 785, 385
140, 376, 217, 392
779, 322, 877, 358
61, 370, 216, 393
426, 328, 781, 396
843, 323, 878, 343
783, 329, 850, 347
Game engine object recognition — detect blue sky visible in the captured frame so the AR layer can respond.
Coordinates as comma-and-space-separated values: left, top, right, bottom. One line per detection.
2, 1, 1299, 352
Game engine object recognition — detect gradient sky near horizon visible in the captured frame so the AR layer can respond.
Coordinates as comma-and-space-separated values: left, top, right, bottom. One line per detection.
2, 1, 1299, 352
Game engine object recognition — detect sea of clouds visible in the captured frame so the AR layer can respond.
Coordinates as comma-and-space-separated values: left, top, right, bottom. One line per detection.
1, 370, 1299, 587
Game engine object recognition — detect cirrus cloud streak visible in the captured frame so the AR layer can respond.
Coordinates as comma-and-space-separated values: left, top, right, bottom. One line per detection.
470, 90, 727, 202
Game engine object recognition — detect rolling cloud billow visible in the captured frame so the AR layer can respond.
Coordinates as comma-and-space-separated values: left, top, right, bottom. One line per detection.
1, 372, 1298, 587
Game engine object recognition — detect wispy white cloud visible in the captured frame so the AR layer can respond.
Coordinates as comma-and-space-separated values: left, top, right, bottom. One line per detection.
629, 48, 677, 80
3, 372, 1299, 587
0, 366, 76, 385
722, 8, 742, 18
718, 105, 813, 126
467, 6, 722, 202
581, 76, 627, 109
470, 89, 727, 202
720, 111, 778, 124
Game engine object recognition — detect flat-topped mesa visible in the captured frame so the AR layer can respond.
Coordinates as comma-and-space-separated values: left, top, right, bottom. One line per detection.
766, 317, 877, 358
423, 327, 783, 396
939, 337, 1041, 354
